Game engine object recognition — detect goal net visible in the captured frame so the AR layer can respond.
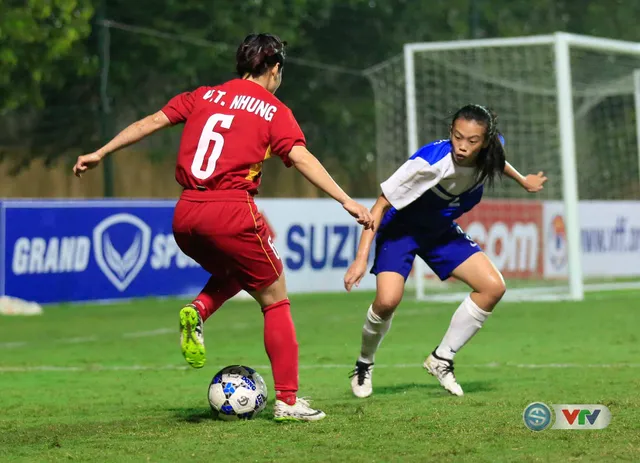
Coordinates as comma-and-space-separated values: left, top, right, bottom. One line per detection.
366, 33, 640, 302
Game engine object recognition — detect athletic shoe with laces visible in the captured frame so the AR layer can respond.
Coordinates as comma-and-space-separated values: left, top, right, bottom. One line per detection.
424, 350, 464, 396
273, 397, 326, 422
349, 361, 374, 398
179, 305, 206, 369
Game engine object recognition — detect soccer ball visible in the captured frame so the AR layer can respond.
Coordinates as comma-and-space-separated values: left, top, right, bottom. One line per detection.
208, 365, 268, 420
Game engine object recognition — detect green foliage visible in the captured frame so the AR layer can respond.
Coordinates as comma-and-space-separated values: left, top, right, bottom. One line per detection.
2, 0, 640, 195
0, 0, 94, 111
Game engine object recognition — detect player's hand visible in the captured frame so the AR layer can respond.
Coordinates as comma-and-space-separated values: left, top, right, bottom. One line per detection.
343, 200, 374, 230
522, 171, 547, 193
73, 152, 103, 178
344, 258, 368, 292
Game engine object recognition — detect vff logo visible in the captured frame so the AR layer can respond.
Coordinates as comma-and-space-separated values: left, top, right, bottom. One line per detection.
547, 214, 567, 270
93, 213, 151, 291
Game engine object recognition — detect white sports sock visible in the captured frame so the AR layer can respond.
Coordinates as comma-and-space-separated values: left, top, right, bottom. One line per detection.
357, 305, 393, 364
435, 296, 491, 361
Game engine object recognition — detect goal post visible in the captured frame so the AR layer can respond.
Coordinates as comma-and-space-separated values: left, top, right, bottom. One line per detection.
368, 32, 640, 302
634, 68, 640, 188
553, 33, 583, 301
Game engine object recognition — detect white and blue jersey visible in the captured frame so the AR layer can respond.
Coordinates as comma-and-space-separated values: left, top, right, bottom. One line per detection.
371, 138, 502, 281
380, 139, 485, 236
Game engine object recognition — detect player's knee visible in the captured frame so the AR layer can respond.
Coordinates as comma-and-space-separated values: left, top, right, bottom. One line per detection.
373, 293, 402, 318
485, 278, 506, 305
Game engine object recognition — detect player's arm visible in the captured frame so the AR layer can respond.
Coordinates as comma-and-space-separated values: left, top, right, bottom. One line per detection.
356, 194, 391, 261
288, 145, 373, 229
73, 111, 172, 177
344, 151, 444, 291
503, 161, 547, 193
344, 194, 392, 292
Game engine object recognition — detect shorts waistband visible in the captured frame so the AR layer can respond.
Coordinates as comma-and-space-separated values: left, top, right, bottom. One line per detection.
179, 189, 254, 203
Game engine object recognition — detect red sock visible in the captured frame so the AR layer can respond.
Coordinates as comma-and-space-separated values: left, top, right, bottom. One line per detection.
192, 276, 242, 322
262, 299, 298, 405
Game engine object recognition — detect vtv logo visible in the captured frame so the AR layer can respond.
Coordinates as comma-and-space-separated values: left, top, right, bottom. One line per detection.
562, 409, 600, 425
93, 214, 151, 292
552, 404, 611, 430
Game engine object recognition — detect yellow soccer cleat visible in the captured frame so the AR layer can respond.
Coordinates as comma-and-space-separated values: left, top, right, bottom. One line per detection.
179, 305, 206, 369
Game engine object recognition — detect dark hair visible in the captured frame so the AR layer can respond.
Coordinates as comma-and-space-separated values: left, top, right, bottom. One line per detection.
451, 104, 506, 187
236, 33, 286, 78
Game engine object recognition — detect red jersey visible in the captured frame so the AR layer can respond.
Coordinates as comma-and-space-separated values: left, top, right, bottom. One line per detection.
161, 79, 305, 195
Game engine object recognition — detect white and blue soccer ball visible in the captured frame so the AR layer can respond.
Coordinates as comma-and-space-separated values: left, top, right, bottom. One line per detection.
208, 365, 268, 420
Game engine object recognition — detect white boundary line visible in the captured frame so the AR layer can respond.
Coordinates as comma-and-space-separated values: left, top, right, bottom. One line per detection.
122, 328, 174, 338
0, 342, 27, 349
58, 336, 98, 344
0, 327, 176, 349
417, 282, 640, 303
1, 362, 640, 374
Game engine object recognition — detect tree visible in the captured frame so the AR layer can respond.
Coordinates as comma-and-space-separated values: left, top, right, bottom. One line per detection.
0, 0, 94, 111
3, 0, 640, 197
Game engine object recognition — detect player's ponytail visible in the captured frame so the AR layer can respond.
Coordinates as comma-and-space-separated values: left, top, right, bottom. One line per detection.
451, 104, 506, 187
236, 33, 287, 78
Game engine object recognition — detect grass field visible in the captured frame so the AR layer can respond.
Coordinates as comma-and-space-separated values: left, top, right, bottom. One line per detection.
1, 290, 639, 462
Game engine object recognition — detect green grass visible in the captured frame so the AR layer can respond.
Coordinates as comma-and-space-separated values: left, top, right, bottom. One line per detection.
1, 290, 639, 462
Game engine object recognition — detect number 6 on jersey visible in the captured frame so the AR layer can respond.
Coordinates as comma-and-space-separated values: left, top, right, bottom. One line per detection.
191, 114, 235, 180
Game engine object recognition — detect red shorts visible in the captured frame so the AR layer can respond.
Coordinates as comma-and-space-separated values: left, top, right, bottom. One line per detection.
173, 190, 283, 292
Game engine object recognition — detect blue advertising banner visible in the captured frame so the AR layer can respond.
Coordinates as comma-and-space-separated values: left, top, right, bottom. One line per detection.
0, 200, 210, 304
0, 198, 381, 304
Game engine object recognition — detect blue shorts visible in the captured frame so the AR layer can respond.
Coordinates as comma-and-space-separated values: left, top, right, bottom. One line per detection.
370, 223, 482, 281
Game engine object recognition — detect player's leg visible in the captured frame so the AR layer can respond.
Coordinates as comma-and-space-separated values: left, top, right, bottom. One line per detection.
365, 273, 406, 359
434, 251, 505, 359
173, 200, 242, 368
420, 227, 505, 395
191, 271, 243, 322
351, 231, 418, 398
350, 272, 403, 398
247, 275, 297, 407
223, 200, 325, 422
178, 274, 243, 368
246, 276, 323, 422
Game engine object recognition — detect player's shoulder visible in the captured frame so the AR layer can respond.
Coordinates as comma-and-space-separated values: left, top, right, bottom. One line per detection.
410, 139, 452, 165
259, 88, 291, 114
255, 90, 295, 123
223, 79, 293, 121
188, 84, 217, 96
170, 85, 218, 105
223, 79, 286, 103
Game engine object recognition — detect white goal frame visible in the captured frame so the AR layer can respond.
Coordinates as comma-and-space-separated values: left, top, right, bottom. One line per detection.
635, 69, 640, 192
404, 32, 640, 302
